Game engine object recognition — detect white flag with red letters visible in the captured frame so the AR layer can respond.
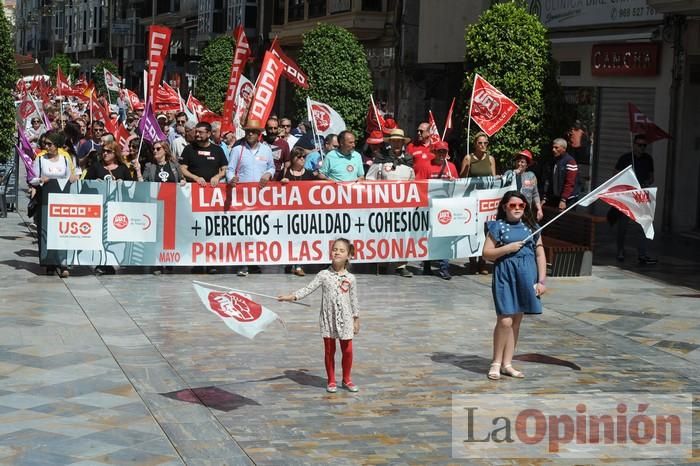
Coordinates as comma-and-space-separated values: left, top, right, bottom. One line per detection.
307, 98, 346, 137
578, 165, 641, 207
193, 283, 282, 339
599, 188, 657, 239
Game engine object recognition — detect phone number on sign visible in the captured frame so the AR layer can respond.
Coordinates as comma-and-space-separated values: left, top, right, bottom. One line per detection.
613, 6, 656, 20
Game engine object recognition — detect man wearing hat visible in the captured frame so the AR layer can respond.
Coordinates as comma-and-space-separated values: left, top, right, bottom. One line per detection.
227, 119, 275, 277
503, 149, 543, 221
317, 130, 364, 182
383, 129, 414, 168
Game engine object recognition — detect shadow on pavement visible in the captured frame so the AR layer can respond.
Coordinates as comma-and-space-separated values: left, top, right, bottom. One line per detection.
161, 386, 260, 412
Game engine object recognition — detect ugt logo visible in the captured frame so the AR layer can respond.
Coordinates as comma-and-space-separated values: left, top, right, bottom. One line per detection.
472, 88, 502, 121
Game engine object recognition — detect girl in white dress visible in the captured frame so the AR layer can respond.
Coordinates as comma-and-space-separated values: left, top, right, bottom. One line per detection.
278, 238, 360, 393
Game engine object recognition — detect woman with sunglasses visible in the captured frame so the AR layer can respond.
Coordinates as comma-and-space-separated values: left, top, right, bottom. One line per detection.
143, 141, 185, 185
482, 191, 547, 380
461, 132, 497, 274
29, 131, 78, 278
277, 147, 316, 276
85, 142, 133, 181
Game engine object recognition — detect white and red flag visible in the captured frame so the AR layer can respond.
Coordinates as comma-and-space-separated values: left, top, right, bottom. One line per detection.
427, 110, 441, 144
186, 94, 220, 123
222, 25, 251, 132
123, 88, 141, 109
578, 165, 641, 206
599, 188, 657, 239
247, 51, 284, 125
469, 74, 519, 137
270, 39, 309, 89
147, 25, 172, 102
55, 65, 75, 96
628, 103, 670, 143
307, 98, 346, 137
103, 68, 122, 92
193, 283, 282, 339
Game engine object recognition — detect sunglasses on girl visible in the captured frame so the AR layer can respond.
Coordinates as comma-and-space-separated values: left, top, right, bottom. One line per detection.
506, 201, 526, 210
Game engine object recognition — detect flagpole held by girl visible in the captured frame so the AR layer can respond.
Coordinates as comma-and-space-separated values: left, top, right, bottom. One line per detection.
278, 238, 360, 393
482, 191, 547, 380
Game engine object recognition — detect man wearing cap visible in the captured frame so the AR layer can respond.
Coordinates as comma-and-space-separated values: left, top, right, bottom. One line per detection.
156, 113, 169, 135
173, 120, 197, 162
220, 128, 237, 160
365, 131, 414, 181
317, 131, 364, 182
407, 122, 434, 179
179, 121, 229, 188
417, 141, 457, 280
226, 119, 275, 277
503, 149, 543, 221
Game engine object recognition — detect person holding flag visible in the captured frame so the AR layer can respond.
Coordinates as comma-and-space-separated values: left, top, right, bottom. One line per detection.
278, 238, 361, 394
613, 134, 657, 265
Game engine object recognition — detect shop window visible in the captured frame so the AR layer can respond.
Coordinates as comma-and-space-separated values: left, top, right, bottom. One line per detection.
559, 61, 581, 77
330, 0, 351, 14
272, 0, 284, 25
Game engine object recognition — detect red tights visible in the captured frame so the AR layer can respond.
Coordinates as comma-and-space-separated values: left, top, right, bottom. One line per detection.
323, 338, 353, 385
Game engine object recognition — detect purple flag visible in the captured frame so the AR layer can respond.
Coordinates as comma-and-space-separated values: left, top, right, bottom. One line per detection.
16, 127, 37, 181
138, 99, 167, 144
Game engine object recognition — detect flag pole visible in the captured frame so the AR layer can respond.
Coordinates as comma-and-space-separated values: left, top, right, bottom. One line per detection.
306, 97, 321, 155
466, 77, 476, 153
442, 97, 455, 140
370, 94, 382, 133
192, 280, 311, 307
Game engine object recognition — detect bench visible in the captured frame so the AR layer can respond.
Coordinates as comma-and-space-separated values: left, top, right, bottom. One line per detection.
540, 205, 606, 277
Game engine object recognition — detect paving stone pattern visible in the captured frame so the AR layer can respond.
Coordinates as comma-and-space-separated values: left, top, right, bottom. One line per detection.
0, 205, 699, 464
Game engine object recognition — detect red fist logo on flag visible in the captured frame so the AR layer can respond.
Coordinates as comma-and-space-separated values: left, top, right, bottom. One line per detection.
208, 291, 262, 322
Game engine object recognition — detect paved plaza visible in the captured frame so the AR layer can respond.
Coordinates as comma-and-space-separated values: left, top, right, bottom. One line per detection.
0, 205, 699, 464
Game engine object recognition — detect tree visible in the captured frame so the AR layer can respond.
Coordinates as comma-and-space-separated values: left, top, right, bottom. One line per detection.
47, 53, 74, 85
93, 60, 120, 97
461, 1, 568, 169
0, 10, 18, 161
196, 36, 235, 114
294, 24, 373, 136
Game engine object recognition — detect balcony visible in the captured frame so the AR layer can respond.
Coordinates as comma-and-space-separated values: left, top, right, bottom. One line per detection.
270, 0, 393, 46
646, 0, 700, 14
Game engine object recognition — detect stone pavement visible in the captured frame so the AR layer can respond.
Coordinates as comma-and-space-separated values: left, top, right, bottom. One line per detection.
0, 204, 699, 464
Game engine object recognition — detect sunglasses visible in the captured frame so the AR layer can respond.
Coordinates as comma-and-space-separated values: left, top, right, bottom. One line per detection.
476, 141, 489, 146
281, 124, 291, 128
295, 155, 306, 159
176, 120, 187, 124
103, 149, 114, 154
506, 202, 526, 210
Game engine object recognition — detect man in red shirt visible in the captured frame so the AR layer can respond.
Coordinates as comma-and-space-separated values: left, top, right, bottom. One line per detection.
417, 141, 457, 280
407, 121, 434, 179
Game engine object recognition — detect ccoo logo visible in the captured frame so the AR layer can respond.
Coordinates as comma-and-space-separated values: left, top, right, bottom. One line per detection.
208, 291, 262, 322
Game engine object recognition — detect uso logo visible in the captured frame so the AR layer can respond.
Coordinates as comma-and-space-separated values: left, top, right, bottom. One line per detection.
208, 291, 262, 322
113, 214, 129, 230
437, 209, 453, 225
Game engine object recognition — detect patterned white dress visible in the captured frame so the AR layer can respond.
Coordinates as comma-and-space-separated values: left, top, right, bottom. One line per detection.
293, 267, 360, 340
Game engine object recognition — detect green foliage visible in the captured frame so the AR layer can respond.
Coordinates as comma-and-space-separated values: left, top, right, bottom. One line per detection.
93, 60, 120, 98
0, 12, 18, 162
48, 54, 74, 85
196, 36, 235, 114
461, 1, 564, 169
294, 23, 373, 136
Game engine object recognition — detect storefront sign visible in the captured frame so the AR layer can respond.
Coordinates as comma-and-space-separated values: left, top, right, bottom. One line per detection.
591, 43, 660, 76
39, 178, 515, 266
529, 0, 662, 29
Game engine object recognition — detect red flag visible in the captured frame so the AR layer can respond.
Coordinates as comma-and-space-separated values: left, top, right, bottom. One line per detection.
247, 51, 284, 125
115, 123, 132, 150
56, 65, 72, 95
627, 103, 670, 143
270, 39, 309, 89
222, 25, 251, 128
598, 188, 657, 239
469, 74, 519, 137
427, 111, 441, 144
154, 83, 180, 112
90, 98, 110, 124
186, 94, 220, 122
443, 97, 455, 139
123, 89, 141, 109
366, 98, 385, 133
147, 25, 172, 102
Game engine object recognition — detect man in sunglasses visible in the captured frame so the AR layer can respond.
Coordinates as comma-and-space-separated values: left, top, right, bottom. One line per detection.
77, 121, 106, 159
407, 122, 434, 179
613, 134, 657, 265
262, 118, 290, 176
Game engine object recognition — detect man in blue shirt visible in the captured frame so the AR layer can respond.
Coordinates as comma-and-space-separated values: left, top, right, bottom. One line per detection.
227, 120, 275, 186
317, 131, 364, 181
305, 133, 339, 173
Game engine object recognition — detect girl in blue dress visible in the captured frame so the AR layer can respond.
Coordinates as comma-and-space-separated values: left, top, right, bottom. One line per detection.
482, 191, 547, 380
